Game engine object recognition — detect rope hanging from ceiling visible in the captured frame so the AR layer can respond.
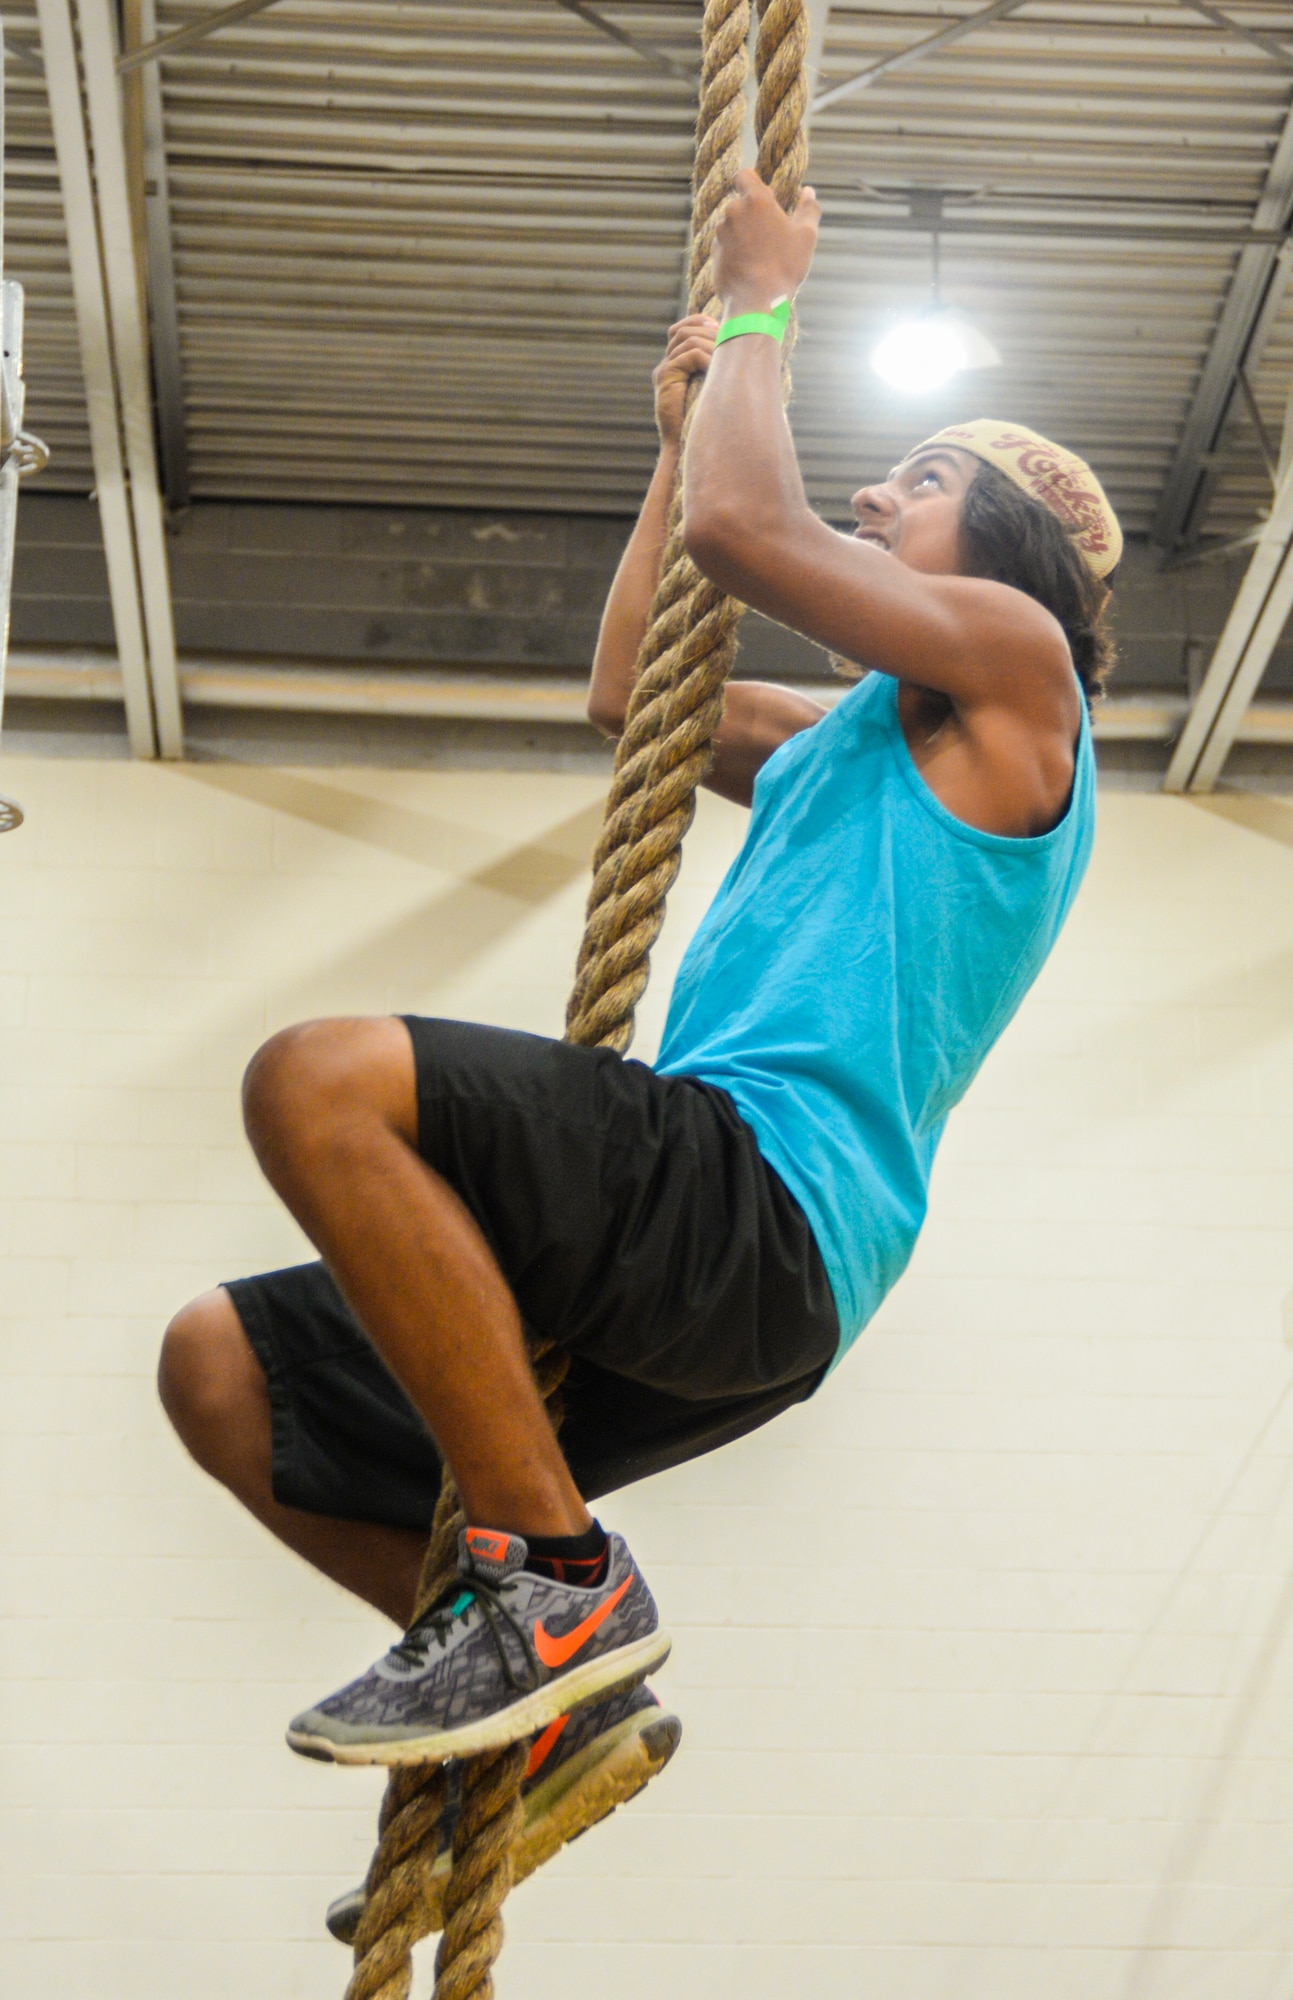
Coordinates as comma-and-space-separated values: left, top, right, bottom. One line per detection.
343, 5, 808, 1995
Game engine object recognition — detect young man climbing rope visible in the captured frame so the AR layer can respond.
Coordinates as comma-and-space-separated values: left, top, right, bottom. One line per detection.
158, 171, 1120, 1903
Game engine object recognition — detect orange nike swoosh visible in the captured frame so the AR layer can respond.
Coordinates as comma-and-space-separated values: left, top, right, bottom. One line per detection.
524, 1712, 570, 1779
533, 1577, 632, 1669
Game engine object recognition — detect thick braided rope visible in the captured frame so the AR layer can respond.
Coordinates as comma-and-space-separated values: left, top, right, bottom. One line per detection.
344, 8, 807, 1997
566, 0, 808, 1053
343, 1485, 460, 2000
344, 1351, 568, 2000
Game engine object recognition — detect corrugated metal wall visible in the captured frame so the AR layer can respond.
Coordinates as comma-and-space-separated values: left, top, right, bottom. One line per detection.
801, 0, 1293, 540
5, 1, 1293, 635
157, 0, 1293, 540
160, 0, 698, 508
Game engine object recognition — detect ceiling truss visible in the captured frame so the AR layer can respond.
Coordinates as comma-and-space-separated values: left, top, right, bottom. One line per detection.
15, 0, 1293, 780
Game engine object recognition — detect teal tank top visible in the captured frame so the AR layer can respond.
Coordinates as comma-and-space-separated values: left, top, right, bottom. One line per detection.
654, 670, 1095, 1363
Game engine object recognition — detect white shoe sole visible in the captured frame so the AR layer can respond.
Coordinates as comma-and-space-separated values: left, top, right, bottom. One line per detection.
326, 1703, 681, 1945
288, 1630, 672, 1768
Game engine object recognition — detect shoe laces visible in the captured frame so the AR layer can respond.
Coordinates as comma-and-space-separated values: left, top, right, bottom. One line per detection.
390, 1574, 543, 1695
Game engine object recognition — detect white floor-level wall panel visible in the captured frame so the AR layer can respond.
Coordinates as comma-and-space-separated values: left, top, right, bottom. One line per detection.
4, 759, 1293, 1999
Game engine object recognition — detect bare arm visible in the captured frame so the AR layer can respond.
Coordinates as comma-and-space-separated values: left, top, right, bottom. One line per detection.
588, 312, 828, 807
589, 314, 717, 735
588, 443, 679, 735
682, 175, 1076, 722
684, 340, 1070, 716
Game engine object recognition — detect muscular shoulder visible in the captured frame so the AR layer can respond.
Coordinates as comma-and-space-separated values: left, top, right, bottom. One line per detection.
901, 634, 1083, 840
927, 573, 1076, 721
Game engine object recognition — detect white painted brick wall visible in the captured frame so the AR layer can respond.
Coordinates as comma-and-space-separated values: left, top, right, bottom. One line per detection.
5, 756, 1293, 1998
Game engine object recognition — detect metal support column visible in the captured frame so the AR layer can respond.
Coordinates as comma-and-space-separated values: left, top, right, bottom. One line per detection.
0, 43, 20, 829
0, 43, 49, 830
1163, 450, 1293, 791
1152, 96, 1293, 555
35, 0, 182, 757
75, 0, 181, 753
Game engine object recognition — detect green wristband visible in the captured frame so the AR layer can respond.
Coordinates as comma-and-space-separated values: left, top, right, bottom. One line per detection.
714, 297, 792, 346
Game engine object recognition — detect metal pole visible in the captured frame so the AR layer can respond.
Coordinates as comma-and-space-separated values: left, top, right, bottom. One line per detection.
1152, 100, 1293, 553
1163, 449, 1293, 790
75, 0, 183, 756
0, 36, 54, 831
36, 0, 159, 757
1188, 538, 1293, 790
0, 38, 15, 833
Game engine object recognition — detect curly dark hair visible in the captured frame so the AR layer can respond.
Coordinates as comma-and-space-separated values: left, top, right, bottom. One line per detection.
957, 459, 1117, 707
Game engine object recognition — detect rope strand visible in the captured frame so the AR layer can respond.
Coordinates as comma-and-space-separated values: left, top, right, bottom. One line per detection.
567, 0, 808, 1052
344, 5, 807, 1994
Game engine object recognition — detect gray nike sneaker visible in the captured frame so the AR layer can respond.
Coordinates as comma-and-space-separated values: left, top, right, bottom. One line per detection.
287, 1526, 670, 1767
325, 1681, 682, 1945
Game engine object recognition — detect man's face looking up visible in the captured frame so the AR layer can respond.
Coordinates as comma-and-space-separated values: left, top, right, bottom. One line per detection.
849, 446, 979, 577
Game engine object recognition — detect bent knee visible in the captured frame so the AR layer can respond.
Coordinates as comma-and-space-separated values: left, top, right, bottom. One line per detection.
242, 1016, 415, 1164
158, 1287, 265, 1469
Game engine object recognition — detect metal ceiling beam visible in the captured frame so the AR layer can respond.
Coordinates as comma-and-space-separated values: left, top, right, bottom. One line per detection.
1236, 364, 1278, 483
1182, 1, 1293, 71
120, 0, 699, 85
1151, 87, 1293, 553
824, 213, 1290, 244
13, 654, 1293, 755
35, 0, 158, 756
117, 0, 284, 75
552, 1, 696, 84
812, 0, 1030, 115
3, 32, 46, 75
0, 41, 17, 835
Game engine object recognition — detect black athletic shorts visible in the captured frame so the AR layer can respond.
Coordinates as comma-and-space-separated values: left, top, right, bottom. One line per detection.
225, 1016, 839, 1527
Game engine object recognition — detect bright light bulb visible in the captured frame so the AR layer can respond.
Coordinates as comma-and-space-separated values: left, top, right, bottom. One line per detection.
870, 311, 1001, 394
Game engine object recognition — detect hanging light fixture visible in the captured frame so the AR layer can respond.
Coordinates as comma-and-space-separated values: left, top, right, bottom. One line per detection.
870, 191, 1002, 395
871, 311, 1001, 394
